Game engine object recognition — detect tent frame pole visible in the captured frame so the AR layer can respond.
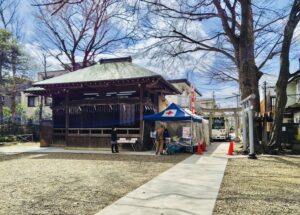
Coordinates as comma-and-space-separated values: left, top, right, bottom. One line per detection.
190, 117, 193, 153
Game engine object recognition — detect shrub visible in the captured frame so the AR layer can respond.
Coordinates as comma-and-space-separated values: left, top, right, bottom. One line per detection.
0, 136, 17, 142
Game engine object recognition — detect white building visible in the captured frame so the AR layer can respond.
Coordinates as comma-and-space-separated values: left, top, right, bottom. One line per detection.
285, 75, 300, 123
21, 69, 69, 123
165, 79, 202, 110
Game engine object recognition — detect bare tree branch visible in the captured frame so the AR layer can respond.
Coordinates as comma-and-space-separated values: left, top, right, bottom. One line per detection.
34, 0, 135, 71
0, 0, 23, 39
258, 35, 282, 70
32, 0, 84, 15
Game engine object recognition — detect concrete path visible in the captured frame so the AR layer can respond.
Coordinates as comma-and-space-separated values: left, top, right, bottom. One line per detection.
96, 142, 229, 215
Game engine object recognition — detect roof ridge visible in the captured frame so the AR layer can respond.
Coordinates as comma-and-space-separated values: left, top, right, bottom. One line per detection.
33, 61, 160, 86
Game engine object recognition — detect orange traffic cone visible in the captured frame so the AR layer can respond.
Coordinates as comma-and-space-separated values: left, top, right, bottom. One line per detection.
197, 142, 202, 155
228, 140, 234, 155
202, 141, 207, 152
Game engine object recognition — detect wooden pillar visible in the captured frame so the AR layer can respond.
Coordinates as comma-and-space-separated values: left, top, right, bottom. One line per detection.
65, 92, 69, 146
139, 85, 144, 149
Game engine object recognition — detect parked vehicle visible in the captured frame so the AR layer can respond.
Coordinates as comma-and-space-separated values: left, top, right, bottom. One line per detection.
211, 117, 228, 140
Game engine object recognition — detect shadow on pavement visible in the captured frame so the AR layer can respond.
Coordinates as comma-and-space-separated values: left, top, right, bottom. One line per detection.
29, 152, 189, 164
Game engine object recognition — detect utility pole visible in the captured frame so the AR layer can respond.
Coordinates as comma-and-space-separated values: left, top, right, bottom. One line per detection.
212, 91, 215, 108
232, 93, 240, 140
263, 81, 267, 113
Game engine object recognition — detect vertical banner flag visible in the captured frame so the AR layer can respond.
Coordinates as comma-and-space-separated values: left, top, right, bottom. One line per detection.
191, 84, 195, 114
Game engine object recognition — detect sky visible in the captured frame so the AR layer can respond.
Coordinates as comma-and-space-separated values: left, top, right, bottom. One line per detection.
15, 1, 300, 108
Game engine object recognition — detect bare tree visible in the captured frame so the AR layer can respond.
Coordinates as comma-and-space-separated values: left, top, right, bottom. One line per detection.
35, 45, 53, 124
134, 0, 287, 150
33, 0, 136, 71
36, 45, 52, 80
0, 0, 23, 40
268, 0, 300, 152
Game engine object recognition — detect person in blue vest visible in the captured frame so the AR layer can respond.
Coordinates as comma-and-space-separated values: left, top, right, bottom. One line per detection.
111, 127, 119, 153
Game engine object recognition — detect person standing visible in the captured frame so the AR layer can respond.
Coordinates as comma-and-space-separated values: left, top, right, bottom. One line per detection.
156, 124, 165, 155
111, 127, 119, 153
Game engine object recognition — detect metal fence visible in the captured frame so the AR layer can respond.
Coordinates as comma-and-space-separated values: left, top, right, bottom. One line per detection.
0, 123, 40, 142
281, 123, 300, 152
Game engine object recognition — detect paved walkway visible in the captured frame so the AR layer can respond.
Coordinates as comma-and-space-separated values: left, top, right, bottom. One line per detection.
96, 142, 229, 215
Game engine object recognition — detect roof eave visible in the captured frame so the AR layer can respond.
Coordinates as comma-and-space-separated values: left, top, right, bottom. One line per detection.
33, 76, 159, 88
168, 78, 202, 96
159, 77, 181, 95
288, 70, 300, 83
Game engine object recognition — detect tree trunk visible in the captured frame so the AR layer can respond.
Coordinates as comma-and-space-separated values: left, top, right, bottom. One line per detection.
269, 86, 287, 151
39, 96, 43, 124
0, 63, 3, 136
43, 54, 48, 79
11, 51, 17, 127
238, 0, 262, 152
268, 0, 300, 152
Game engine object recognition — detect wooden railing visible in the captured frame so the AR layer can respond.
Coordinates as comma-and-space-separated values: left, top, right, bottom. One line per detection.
53, 128, 140, 138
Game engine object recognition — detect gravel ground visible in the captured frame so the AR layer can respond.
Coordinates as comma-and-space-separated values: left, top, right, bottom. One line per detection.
0, 152, 188, 215
213, 156, 300, 215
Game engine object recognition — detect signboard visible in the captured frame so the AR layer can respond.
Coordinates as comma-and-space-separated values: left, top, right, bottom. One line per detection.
182, 127, 191, 138
150, 131, 156, 139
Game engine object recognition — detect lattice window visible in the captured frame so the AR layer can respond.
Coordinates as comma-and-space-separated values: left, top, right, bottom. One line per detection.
119, 104, 135, 126
28, 96, 36, 107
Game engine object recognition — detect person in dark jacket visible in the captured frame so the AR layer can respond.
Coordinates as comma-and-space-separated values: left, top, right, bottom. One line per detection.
111, 127, 119, 153
163, 127, 170, 152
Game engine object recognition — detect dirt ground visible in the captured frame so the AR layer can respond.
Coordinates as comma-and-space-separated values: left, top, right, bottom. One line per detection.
0, 152, 188, 215
213, 156, 300, 215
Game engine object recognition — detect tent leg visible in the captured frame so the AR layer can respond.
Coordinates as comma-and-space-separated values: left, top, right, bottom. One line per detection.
190, 120, 193, 153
